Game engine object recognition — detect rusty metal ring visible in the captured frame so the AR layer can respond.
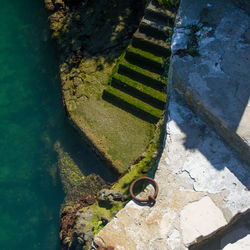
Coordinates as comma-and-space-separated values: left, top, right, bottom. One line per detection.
129, 177, 159, 205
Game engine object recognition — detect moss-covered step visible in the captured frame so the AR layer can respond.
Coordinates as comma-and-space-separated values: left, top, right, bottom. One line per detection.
111, 73, 166, 109
103, 86, 163, 123
118, 59, 166, 91
139, 17, 172, 41
145, 1, 176, 26
125, 46, 163, 74
132, 30, 171, 57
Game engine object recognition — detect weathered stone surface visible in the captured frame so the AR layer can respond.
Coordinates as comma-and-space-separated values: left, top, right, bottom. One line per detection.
180, 197, 227, 245
94, 90, 249, 249
171, 0, 250, 164
97, 189, 127, 208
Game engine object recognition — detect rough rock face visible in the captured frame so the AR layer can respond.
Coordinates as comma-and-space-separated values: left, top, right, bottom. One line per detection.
97, 189, 127, 208
44, 0, 55, 11
60, 194, 97, 249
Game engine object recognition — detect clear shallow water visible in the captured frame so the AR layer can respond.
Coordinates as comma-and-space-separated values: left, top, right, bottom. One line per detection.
0, 1, 113, 249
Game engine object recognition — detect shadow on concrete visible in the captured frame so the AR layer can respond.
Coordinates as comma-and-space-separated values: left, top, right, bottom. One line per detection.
190, 210, 250, 250
171, 0, 250, 167
170, 91, 250, 189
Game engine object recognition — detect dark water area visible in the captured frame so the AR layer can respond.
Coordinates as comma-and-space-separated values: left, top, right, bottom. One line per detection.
0, 1, 113, 249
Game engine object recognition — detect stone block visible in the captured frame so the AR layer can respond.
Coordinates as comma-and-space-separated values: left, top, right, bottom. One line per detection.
180, 196, 227, 246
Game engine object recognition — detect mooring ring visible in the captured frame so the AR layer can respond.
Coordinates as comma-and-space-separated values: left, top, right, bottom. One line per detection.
129, 177, 159, 205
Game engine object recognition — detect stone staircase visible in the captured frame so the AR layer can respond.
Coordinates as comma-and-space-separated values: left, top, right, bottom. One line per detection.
103, 0, 176, 123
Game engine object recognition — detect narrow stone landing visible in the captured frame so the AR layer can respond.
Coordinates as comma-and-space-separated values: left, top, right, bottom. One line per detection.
94, 91, 249, 249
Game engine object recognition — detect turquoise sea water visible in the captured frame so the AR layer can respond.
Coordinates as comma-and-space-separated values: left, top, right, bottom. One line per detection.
0, 1, 113, 249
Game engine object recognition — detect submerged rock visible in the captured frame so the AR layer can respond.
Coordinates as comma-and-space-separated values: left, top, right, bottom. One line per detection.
44, 0, 55, 11
54, 141, 106, 206
98, 189, 127, 208
60, 195, 96, 249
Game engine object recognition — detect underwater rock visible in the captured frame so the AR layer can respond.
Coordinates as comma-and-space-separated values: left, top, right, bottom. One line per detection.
60, 195, 96, 249
44, 0, 55, 11
54, 0, 65, 9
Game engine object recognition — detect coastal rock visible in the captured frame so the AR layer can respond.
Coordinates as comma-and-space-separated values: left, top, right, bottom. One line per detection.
44, 0, 55, 11
60, 195, 96, 249
97, 189, 127, 207
54, 0, 65, 9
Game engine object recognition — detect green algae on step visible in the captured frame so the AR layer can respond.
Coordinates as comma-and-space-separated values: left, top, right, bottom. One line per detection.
139, 20, 172, 41
118, 59, 166, 90
111, 73, 166, 109
125, 46, 164, 74
132, 30, 171, 57
103, 87, 163, 122
145, 1, 176, 23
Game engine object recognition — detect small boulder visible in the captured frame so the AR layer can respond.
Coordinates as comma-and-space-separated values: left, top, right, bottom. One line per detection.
97, 189, 127, 207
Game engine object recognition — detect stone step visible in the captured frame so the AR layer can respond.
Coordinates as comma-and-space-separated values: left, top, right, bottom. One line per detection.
146, 0, 176, 22
139, 18, 172, 41
125, 46, 163, 75
145, 6, 175, 27
111, 73, 166, 109
132, 30, 171, 57
118, 59, 166, 91
103, 87, 163, 123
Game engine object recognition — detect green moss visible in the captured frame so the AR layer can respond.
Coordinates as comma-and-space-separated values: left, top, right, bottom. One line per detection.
49, 12, 71, 46
112, 118, 165, 195
119, 59, 166, 84
158, 0, 180, 8
161, 57, 170, 79
113, 73, 166, 102
104, 87, 163, 119
127, 45, 163, 64
107, 49, 127, 85
54, 141, 85, 194
92, 221, 104, 235
187, 48, 200, 57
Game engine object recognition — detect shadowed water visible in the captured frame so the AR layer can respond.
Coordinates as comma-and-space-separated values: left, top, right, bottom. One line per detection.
0, 1, 114, 249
